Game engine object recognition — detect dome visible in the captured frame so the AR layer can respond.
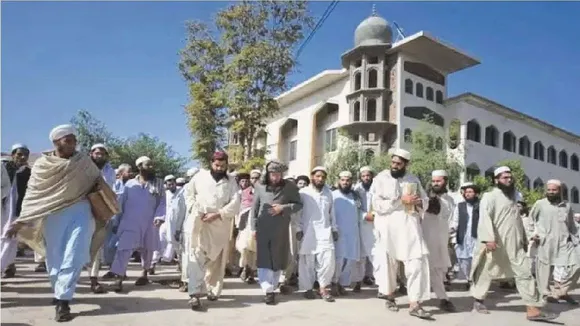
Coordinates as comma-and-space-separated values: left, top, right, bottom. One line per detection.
354, 12, 392, 47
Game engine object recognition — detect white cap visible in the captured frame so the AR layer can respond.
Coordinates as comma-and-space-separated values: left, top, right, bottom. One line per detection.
284, 175, 295, 180
494, 166, 511, 177
432, 170, 448, 178
250, 169, 262, 176
339, 171, 352, 178
49, 124, 76, 141
546, 179, 562, 187
311, 166, 327, 174
460, 182, 475, 189
186, 167, 199, 177
359, 166, 373, 173
11, 143, 28, 151
176, 177, 186, 184
164, 175, 176, 182
90, 143, 107, 152
391, 148, 411, 161
117, 163, 131, 172
230, 171, 238, 177
135, 156, 151, 166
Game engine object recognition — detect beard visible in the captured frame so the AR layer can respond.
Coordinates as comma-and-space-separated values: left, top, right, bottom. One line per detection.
339, 185, 352, 194
210, 169, 227, 181
497, 182, 515, 197
140, 168, 156, 180
313, 181, 325, 191
546, 193, 561, 204
362, 180, 372, 191
431, 185, 447, 195
465, 197, 477, 204
390, 167, 406, 179
92, 158, 106, 169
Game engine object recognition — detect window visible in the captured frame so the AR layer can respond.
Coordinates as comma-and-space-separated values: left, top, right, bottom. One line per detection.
367, 133, 376, 142
403, 106, 445, 127
354, 73, 361, 91
448, 119, 460, 149
367, 99, 377, 121
325, 128, 338, 152
289, 140, 297, 161
547, 146, 557, 165
559, 150, 568, 168
533, 178, 544, 190
368, 56, 379, 64
466, 120, 481, 142
465, 164, 480, 181
416, 83, 423, 98
518, 137, 531, 157
368, 69, 378, 88
382, 98, 389, 121
562, 184, 569, 202
426, 87, 434, 101
435, 137, 443, 150
353, 102, 361, 121
534, 141, 544, 161
571, 154, 579, 171
485, 125, 499, 147
404, 129, 413, 143
364, 149, 375, 160
571, 187, 579, 204
523, 175, 530, 189
502, 131, 516, 153
435, 90, 443, 104
405, 79, 413, 94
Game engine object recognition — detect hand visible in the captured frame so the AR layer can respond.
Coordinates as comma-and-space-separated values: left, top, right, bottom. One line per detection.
401, 194, 418, 205
154, 219, 164, 227
485, 241, 497, 252
413, 197, 423, 205
202, 212, 221, 223
332, 231, 339, 242
530, 235, 540, 243
5, 222, 24, 238
296, 231, 304, 241
268, 204, 284, 216
364, 212, 374, 222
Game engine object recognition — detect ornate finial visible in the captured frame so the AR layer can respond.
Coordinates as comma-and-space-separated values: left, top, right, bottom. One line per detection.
371, 4, 377, 16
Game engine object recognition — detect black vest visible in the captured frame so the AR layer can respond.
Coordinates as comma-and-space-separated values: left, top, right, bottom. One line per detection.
456, 200, 479, 245
3, 161, 31, 217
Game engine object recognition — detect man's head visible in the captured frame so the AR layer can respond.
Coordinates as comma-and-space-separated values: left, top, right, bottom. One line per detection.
310, 167, 327, 190
545, 179, 562, 204
338, 171, 353, 193
264, 160, 287, 187
431, 170, 448, 195
494, 166, 515, 197
90, 144, 109, 169
359, 166, 374, 190
574, 213, 580, 224
517, 201, 528, 216
50, 124, 77, 158
250, 170, 261, 185
390, 149, 410, 179
460, 182, 479, 203
164, 175, 177, 192
210, 151, 228, 179
10, 144, 29, 167
186, 167, 200, 182
237, 173, 251, 189
136, 156, 155, 179
176, 177, 186, 188
296, 175, 310, 189
117, 163, 132, 181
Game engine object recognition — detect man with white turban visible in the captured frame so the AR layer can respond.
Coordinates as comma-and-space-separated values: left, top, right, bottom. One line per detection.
422, 170, 456, 312
470, 166, 557, 322
5, 124, 106, 322
371, 149, 432, 319
297, 166, 337, 302
109, 156, 166, 293
530, 179, 580, 305
352, 166, 376, 291
151, 175, 180, 271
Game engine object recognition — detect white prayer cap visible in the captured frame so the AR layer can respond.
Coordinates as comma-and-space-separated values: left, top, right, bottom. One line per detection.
230, 171, 238, 177
284, 175, 295, 180
135, 156, 151, 167
49, 124, 76, 141
250, 169, 262, 176
391, 148, 411, 161
359, 166, 373, 173
311, 166, 327, 174
117, 163, 131, 172
339, 171, 352, 178
186, 167, 199, 177
176, 177, 186, 184
460, 182, 475, 189
11, 143, 28, 151
90, 143, 108, 152
432, 170, 448, 178
493, 166, 511, 177
164, 175, 176, 182
546, 179, 562, 187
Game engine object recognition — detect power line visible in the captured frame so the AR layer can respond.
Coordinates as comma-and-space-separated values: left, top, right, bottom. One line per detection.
295, 0, 339, 60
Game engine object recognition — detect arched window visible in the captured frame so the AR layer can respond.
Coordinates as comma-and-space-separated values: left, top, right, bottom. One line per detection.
367, 99, 377, 121
533, 178, 544, 190
523, 175, 531, 189
571, 154, 579, 171
353, 101, 360, 121
559, 150, 568, 168
435, 90, 443, 104
416, 83, 424, 98
466, 120, 481, 142
404, 129, 413, 143
435, 137, 443, 150
368, 69, 378, 88
518, 137, 531, 157
426, 87, 434, 101
502, 131, 516, 152
405, 79, 413, 94
562, 183, 569, 202
571, 187, 579, 204
448, 119, 460, 149
364, 149, 375, 161
485, 125, 499, 147
354, 73, 361, 91
534, 141, 544, 161
465, 163, 480, 181
547, 146, 557, 165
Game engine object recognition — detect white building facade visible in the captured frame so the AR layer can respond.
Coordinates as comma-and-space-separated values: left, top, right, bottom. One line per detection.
263, 11, 580, 210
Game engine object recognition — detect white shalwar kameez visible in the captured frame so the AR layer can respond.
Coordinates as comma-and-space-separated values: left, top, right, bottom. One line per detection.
371, 170, 430, 303
298, 185, 336, 291
153, 189, 180, 263
352, 183, 375, 283
422, 193, 455, 300
184, 170, 240, 298
331, 189, 361, 287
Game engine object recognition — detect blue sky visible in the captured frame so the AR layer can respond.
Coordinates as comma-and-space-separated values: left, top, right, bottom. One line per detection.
3, 1, 580, 164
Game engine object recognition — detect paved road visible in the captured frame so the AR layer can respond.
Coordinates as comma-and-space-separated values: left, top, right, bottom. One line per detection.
1, 258, 578, 326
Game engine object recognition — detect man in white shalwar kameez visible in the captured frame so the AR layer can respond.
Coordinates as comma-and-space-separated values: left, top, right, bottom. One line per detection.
331, 171, 361, 296
152, 174, 180, 268
352, 166, 376, 292
371, 149, 432, 319
177, 167, 200, 292
297, 166, 337, 302
184, 151, 240, 311
422, 170, 456, 312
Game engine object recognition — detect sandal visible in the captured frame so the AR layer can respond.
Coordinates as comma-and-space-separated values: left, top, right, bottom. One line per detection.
385, 298, 399, 312
409, 306, 433, 319
321, 292, 335, 302
473, 301, 489, 314
526, 311, 559, 322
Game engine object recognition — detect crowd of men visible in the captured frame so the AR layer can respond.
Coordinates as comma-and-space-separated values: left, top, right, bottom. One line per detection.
1, 124, 579, 323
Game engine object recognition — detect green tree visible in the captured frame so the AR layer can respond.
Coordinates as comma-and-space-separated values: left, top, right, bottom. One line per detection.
70, 110, 118, 153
